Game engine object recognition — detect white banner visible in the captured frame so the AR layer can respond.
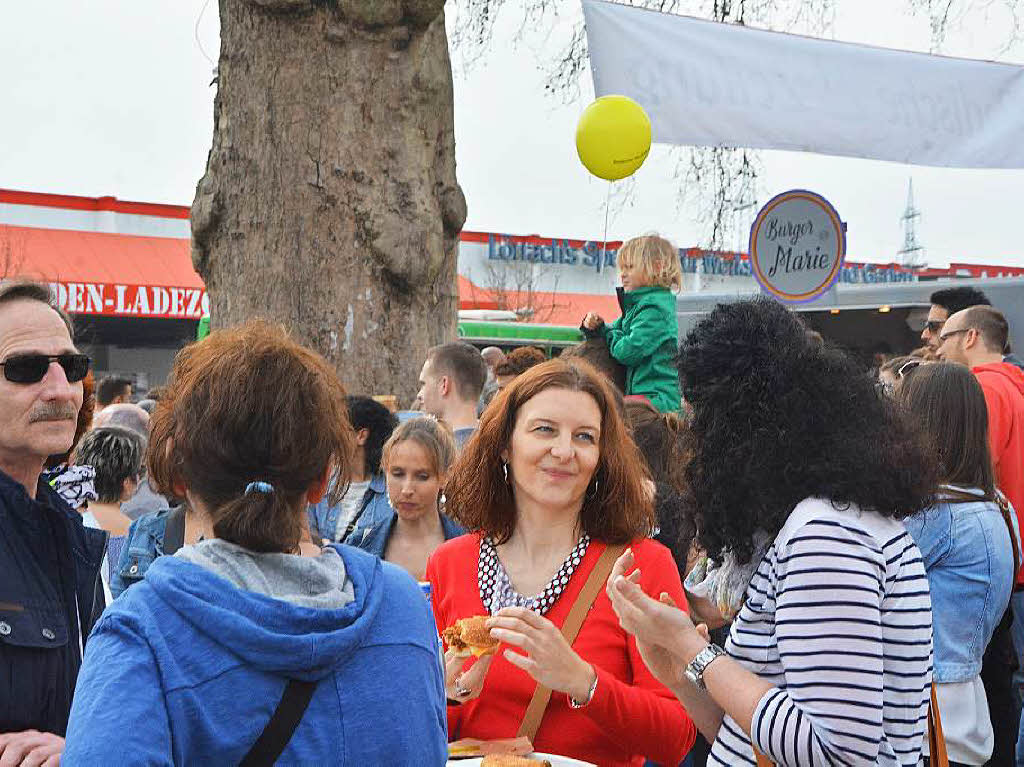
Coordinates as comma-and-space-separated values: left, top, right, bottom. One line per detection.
582, 0, 1024, 168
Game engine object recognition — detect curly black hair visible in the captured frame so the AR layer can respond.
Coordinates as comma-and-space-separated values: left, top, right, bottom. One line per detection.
679, 298, 937, 564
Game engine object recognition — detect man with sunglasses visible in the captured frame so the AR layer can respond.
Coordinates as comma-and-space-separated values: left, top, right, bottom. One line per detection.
0, 281, 106, 767
922, 286, 1024, 370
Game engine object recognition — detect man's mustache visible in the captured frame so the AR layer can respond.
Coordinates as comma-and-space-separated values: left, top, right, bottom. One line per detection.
29, 403, 79, 423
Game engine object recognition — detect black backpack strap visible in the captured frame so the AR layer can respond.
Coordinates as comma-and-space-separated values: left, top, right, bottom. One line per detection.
239, 679, 317, 767
162, 506, 187, 555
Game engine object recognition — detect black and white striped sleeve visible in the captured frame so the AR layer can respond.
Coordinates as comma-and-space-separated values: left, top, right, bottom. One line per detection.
749, 520, 930, 766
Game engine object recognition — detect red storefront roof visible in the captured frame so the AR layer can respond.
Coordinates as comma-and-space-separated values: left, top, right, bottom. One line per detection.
4, 225, 202, 288
1, 222, 508, 319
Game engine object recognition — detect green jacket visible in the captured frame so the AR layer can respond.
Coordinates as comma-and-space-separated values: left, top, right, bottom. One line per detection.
602, 286, 681, 412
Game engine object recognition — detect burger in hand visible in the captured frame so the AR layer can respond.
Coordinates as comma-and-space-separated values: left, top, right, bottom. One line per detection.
442, 615, 499, 658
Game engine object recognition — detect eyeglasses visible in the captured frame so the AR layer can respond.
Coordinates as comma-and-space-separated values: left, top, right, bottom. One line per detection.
938, 328, 971, 344
924, 320, 944, 333
0, 354, 91, 384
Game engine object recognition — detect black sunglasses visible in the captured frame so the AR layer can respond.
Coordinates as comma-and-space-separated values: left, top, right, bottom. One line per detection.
0, 353, 91, 384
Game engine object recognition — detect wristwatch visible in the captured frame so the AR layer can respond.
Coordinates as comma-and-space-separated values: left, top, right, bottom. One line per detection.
684, 644, 726, 691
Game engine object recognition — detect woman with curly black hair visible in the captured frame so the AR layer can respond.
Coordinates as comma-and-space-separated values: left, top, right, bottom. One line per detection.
607, 297, 939, 767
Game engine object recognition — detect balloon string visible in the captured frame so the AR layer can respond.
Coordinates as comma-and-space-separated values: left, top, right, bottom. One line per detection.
601, 181, 612, 268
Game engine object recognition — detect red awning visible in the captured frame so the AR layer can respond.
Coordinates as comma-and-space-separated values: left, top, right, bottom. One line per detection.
3, 225, 202, 289
4, 224, 589, 320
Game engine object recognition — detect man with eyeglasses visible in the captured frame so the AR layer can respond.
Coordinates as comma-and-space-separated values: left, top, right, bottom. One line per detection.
937, 304, 1024, 750
922, 286, 1024, 370
0, 281, 105, 767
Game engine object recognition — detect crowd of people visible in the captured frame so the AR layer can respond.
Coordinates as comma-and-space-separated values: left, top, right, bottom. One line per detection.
1, 234, 1024, 766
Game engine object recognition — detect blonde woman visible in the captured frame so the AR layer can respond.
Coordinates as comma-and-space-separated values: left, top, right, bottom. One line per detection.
345, 416, 463, 580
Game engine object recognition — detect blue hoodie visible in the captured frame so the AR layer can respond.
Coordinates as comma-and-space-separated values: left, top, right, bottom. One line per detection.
63, 543, 447, 765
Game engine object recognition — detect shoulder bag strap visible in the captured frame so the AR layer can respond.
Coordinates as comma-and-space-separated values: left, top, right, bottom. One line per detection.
995, 492, 1021, 581
927, 682, 949, 767
750, 682, 947, 766
239, 679, 317, 767
516, 543, 626, 742
162, 506, 187, 555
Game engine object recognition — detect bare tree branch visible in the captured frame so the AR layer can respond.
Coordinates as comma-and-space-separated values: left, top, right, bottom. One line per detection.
448, 0, 1020, 247
482, 258, 569, 322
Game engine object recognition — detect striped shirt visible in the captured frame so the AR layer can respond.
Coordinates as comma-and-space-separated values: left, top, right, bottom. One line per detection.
708, 497, 933, 767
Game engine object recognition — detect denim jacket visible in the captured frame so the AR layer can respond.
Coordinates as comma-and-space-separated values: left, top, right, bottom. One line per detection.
307, 474, 391, 543
344, 503, 464, 559
109, 506, 176, 599
904, 486, 1020, 682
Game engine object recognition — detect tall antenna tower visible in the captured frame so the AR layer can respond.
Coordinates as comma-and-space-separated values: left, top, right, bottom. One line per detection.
898, 178, 926, 269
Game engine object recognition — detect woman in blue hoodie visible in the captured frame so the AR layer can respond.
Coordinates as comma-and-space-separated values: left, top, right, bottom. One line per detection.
64, 321, 448, 766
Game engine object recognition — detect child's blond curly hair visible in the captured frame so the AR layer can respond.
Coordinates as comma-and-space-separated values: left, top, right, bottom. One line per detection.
617, 234, 683, 292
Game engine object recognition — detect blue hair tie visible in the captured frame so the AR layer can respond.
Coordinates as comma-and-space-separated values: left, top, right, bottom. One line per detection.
244, 481, 274, 495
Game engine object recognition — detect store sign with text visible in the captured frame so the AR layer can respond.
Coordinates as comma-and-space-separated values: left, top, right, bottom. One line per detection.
51, 281, 209, 319
749, 190, 847, 303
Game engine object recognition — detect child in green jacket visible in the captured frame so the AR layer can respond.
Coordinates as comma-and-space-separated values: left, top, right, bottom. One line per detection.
583, 234, 682, 412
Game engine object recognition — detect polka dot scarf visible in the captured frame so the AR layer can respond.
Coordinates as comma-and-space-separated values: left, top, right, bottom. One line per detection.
479, 534, 591, 616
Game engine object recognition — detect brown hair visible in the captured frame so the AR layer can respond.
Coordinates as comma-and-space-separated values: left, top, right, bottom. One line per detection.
148, 321, 355, 553
446, 357, 653, 544
617, 234, 683, 292
426, 341, 488, 402
382, 416, 457, 479
495, 346, 546, 378
623, 398, 693, 494
897, 361, 995, 498
960, 305, 1010, 354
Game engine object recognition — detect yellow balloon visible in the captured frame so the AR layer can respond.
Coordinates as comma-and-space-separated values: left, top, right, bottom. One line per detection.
575, 95, 652, 181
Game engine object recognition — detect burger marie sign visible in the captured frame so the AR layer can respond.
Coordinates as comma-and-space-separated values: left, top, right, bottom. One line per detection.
749, 190, 846, 303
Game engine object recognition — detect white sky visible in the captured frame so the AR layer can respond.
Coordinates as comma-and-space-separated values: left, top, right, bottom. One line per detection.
1, 0, 1022, 267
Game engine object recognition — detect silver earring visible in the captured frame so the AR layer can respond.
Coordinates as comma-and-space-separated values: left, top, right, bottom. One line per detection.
439, 492, 447, 506
587, 478, 599, 498
502, 462, 509, 482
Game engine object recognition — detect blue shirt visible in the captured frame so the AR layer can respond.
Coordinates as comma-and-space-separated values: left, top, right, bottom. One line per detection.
904, 486, 1019, 682
307, 474, 391, 543
344, 503, 464, 559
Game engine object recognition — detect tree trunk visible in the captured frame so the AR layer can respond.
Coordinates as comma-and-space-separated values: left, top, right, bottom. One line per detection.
192, 0, 466, 405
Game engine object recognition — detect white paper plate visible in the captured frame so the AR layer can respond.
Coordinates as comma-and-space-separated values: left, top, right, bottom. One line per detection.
446, 754, 595, 767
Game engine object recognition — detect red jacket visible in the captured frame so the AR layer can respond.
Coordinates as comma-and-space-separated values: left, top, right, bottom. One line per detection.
425, 535, 695, 767
974, 362, 1024, 584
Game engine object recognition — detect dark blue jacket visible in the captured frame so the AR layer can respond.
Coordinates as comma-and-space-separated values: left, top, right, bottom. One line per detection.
343, 505, 464, 558
65, 545, 447, 765
0, 468, 106, 735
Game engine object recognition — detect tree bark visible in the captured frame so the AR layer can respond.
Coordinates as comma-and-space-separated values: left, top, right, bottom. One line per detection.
192, 0, 466, 404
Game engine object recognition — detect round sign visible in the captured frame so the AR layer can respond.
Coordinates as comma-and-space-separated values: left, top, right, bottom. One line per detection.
748, 190, 846, 303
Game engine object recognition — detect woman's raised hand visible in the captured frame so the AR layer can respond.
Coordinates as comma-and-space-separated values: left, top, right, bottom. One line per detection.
487, 606, 597, 703
606, 549, 708, 692
444, 649, 495, 703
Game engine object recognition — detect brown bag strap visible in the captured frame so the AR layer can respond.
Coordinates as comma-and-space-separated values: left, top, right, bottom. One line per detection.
515, 543, 626, 742
995, 492, 1021, 583
750, 682, 947, 766
927, 682, 948, 767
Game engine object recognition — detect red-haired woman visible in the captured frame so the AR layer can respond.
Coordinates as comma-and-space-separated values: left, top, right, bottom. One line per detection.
426, 358, 695, 766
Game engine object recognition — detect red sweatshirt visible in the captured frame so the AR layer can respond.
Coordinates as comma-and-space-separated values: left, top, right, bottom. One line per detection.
425, 535, 695, 767
973, 362, 1024, 584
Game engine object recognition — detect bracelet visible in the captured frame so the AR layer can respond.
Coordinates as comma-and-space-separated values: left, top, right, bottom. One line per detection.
568, 672, 599, 709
